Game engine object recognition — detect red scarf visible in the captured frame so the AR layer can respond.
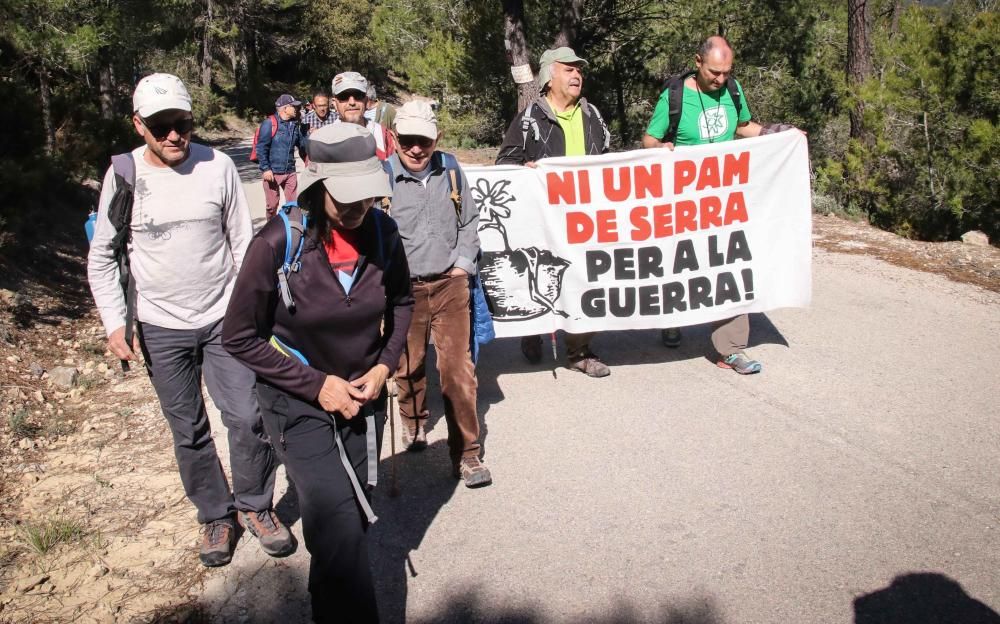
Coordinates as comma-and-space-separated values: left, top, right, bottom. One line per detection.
324, 228, 360, 275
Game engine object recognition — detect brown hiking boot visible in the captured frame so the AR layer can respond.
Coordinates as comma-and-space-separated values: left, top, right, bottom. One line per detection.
238, 509, 296, 558
199, 517, 241, 567
567, 352, 610, 378
453, 456, 493, 488
401, 420, 427, 452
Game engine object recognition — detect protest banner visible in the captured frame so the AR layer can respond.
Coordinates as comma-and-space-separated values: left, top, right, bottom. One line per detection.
464, 131, 812, 339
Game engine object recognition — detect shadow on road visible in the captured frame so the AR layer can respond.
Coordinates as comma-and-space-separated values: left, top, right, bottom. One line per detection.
853, 572, 1000, 624
413, 592, 725, 624
477, 312, 788, 373
370, 439, 461, 623
146, 573, 725, 624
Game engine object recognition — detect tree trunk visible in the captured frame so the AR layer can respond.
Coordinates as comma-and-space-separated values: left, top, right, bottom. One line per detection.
612, 37, 626, 144
201, 0, 214, 89
553, 0, 584, 49
502, 0, 535, 113
98, 57, 114, 121
847, 0, 872, 141
39, 68, 55, 156
233, 1, 251, 113
890, 0, 903, 35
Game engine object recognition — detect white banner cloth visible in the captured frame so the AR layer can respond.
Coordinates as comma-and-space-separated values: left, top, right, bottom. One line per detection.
464, 132, 812, 338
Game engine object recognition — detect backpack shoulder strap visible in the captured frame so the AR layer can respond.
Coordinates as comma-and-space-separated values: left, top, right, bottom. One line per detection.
110, 152, 136, 191
270, 114, 279, 137
107, 151, 138, 370
275, 202, 306, 311
440, 151, 463, 218
664, 70, 697, 143
380, 158, 397, 214
587, 103, 611, 151
725, 78, 743, 119
520, 102, 539, 149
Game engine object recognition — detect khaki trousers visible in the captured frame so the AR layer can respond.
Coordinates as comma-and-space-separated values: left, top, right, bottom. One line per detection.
710, 314, 749, 357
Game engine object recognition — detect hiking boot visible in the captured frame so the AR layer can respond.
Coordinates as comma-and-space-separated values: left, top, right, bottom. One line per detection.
718, 352, 762, 375
453, 456, 493, 488
567, 352, 610, 378
239, 509, 296, 558
520, 335, 543, 364
401, 420, 427, 452
199, 517, 241, 567
661, 328, 682, 348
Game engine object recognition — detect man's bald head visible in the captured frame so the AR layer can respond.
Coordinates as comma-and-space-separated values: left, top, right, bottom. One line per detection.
694, 35, 735, 92
697, 35, 733, 60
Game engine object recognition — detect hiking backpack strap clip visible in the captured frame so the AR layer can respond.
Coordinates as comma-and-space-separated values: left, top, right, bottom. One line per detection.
275, 201, 307, 312
108, 153, 137, 372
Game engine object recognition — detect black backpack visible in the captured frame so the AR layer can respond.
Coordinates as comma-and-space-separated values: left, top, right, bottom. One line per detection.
659, 70, 743, 143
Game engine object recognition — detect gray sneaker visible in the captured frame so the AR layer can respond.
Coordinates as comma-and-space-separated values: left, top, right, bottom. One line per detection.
239, 509, 297, 557
567, 353, 610, 378
199, 517, 241, 567
453, 456, 493, 488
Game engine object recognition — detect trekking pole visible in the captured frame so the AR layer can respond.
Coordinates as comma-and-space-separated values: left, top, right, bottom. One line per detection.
550, 331, 558, 379
387, 378, 400, 497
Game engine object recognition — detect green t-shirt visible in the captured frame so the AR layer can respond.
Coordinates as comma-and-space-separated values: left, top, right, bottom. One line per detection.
551, 99, 586, 156
645, 79, 752, 146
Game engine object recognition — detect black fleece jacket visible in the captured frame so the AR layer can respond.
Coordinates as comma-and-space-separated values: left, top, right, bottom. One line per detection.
223, 209, 414, 403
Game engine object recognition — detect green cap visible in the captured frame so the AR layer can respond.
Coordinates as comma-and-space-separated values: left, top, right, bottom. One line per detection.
537, 47, 588, 92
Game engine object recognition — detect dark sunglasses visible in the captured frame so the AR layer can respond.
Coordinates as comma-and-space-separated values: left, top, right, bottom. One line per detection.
397, 135, 435, 149
142, 117, 194, 139
334, 91, 365, 102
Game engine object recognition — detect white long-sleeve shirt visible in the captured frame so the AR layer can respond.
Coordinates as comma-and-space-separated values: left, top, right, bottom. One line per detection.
87, 143, 253, 335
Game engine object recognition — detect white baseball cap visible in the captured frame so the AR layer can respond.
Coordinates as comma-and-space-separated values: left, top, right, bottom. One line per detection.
393, 100, 438, 140
133, 73, 192, 117
331, 71, 369, 97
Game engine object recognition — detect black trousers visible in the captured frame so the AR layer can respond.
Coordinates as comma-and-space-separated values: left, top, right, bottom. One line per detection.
256, 382, 383, 624
138, 319, 276, 524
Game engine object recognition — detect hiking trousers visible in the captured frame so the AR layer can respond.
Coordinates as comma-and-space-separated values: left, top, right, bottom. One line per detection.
711, 314, 750, 357
262, 172, 298, 220
256, 382, 381, 624
396, 274, 480, 462
137, 318, 276, 525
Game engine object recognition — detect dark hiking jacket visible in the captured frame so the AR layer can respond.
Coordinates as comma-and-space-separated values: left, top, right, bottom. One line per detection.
496, 96, 611, 164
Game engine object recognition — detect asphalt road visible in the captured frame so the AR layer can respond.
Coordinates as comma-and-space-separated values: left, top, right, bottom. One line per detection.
198, 143, 1000, 624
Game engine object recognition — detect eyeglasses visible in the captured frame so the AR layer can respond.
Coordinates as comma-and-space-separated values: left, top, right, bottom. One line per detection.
397, 135, 435, 149
334, 91, 366, 102
141, 117, 194, 139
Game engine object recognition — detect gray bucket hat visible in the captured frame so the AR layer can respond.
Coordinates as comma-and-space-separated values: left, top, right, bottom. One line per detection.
297, 124, 391, 204
536, 47, 588, 92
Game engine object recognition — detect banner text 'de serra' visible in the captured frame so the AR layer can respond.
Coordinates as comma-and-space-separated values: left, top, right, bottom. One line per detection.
548, 152, 750, 244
